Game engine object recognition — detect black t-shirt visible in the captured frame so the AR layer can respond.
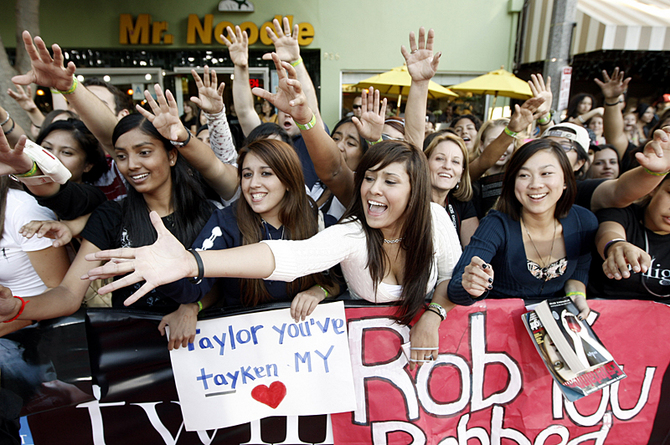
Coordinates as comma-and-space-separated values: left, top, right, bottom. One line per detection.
445, 195, 476, 243
575, 179, 605, 210
28, 181, 107, 221
80, 200, 180, 311
472, 172, 504, 219
588, 204, 670, 302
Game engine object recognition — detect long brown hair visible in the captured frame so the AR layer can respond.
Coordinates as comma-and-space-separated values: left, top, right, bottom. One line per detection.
236, 139, 331, 306
341, 140, 434, 325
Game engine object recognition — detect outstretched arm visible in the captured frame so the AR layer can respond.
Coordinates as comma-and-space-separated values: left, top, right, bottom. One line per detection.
12, 31, 118, 156
190, 67, 237, 165
595, 220, 650, 280
264, 17, 321, 121
401, 27, 442, 149
7, 83, 45, 132
84, 211, 277, 306
136, 84, 238, 200
594, 68, 631, 158
252, 53, 356, 205
528, 74, 553, 131
590, 126, 670, 212
469, 96, 545, 181
222, 26, 261, 136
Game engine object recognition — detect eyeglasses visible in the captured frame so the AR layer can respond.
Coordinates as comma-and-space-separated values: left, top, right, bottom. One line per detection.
560, 143, 576, 153
352, 104, 362, 109
381, 133, 404, 141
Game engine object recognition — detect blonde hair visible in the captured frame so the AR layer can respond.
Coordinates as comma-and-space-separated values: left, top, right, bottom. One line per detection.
424, 132, 473, 202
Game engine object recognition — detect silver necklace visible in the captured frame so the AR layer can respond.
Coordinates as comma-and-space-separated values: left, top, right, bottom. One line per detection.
522, 217, 557, 272
383, 238, 402, 244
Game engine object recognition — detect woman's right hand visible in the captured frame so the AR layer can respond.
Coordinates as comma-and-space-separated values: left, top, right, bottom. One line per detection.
158, 303, 199, 350
462, 256, 494, 297
190, 66, 224, 115
20, 220, 73, 248
84, 211, 194, 305
221, 26, 249, 67
7, 84, 39, 113
136, 84, 189, 143
11, 31, 77, 91
602, 241, 650, 280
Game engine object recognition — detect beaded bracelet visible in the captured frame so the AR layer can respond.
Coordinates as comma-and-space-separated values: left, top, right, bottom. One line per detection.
3, 296, 28, 323
643, 167, 669, 177
3, 118, 15, 136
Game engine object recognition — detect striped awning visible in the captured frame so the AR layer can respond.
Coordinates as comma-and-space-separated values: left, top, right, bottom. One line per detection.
522, 0, 670, 64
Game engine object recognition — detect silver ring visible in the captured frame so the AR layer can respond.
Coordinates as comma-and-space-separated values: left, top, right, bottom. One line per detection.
424, 355, 432, 360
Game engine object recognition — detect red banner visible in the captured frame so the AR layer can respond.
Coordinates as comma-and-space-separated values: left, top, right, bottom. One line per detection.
333, 299, 669, 445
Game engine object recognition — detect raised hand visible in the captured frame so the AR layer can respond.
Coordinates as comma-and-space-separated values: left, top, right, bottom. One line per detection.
262, 17, 300, 63
594, 68, 631, 102
221, 25, 249, 67
528, 74, 552, 118
12, 31, 76, 91
190, 66, 224, 115
462, 256, 494, 297
136, 84, 188, 142
252, 53, 313, 124
353, 87, 387, 143
7, 84, 39, 113
636, 126, 670, 173
20, 220, 73, 248
0, 133, 33, 176
400, 27, 441, 83
507, 96, 546, 133
84, 211, 195, 305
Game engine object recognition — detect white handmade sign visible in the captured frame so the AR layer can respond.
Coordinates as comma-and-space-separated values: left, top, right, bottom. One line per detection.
168, 301, 355, 431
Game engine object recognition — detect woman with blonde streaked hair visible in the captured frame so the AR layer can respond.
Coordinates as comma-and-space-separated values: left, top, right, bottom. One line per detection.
424, 131, 478, 246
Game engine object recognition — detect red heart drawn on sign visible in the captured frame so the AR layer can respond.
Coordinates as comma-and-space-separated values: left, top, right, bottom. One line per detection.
251, 381, 286, 409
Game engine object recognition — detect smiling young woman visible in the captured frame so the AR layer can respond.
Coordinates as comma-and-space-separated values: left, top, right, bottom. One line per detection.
448, 139, 598, 318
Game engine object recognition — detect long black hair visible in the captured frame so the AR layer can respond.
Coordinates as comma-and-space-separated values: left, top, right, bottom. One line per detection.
112, 114, 212, 248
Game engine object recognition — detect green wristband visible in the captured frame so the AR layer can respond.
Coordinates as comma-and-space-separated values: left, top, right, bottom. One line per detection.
296, 114, 317, 131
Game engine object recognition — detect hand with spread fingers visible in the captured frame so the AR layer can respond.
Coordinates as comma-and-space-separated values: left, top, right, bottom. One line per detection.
251, 53, 313, 125
84, 211, 195, 306
221, 25, 249, 67
190, 66, 224, 115
594, 67, 631, 103
262, 17, 300, 63
401, 27, 441, 83
135, 84, 189, 143
8, 84, 40, 114
353, 87, 386, 143
12, 31, 77, 92
507, 96, 546, 133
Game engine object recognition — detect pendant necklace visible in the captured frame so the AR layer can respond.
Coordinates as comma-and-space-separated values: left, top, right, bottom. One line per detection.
522, 217, 557, 280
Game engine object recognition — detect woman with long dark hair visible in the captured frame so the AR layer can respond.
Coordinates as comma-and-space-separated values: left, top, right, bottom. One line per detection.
76, 140, 463, 366
448, 139, 598, 318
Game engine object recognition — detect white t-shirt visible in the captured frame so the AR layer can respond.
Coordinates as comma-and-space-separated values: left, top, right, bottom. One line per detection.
263, 202, 462, 303
0, 189, 58, 296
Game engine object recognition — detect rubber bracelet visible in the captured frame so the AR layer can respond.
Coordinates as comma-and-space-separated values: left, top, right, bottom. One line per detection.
296, 113, 317, 131
603, 238, 626, 257
537, 113, 551, 125
59, 76, 78, 95
318, 285, 329, 299
643, 167, 669, 176
187, 249, 204, 284
604, 99, 623, 106
503, 126, 518, 138
369, 136, 383, 145
3, 118, 15, 136
15, 161, 39, 178
566, 291, 586, 298
0, 112, 10, 127
197, 301, 203, 312
3, 296, 28, 323
290, 57, 303, 67
425, 307, 444, 322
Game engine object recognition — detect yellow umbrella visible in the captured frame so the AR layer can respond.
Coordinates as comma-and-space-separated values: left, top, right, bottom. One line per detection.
342, 83, 363, 94
449, 68, 532, 100
354, 65, 458, 110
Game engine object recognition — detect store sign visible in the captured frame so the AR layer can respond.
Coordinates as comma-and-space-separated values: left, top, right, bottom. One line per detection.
119, 14, 314, 46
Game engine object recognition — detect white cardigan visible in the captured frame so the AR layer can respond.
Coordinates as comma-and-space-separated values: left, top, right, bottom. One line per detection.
262, 202, 462, 303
